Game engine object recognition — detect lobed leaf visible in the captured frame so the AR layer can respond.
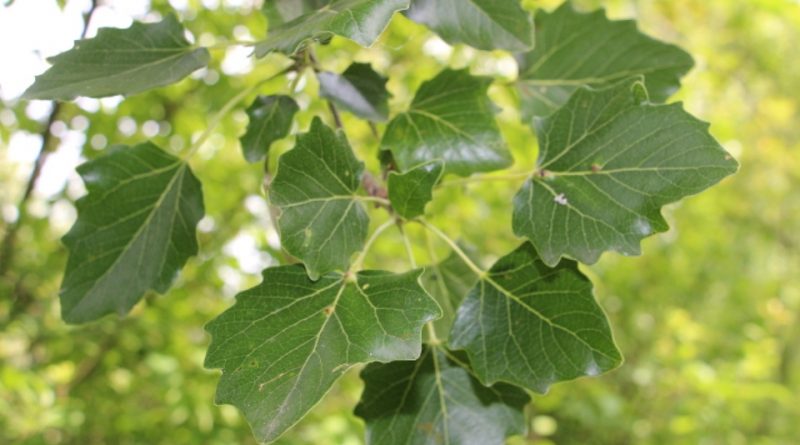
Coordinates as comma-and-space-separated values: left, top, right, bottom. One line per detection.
381, 69, 512, 177
356, 346, 529, 445
420, 246, 480, 341
269, 117, 369, 280
406, 0, 534, 51
262, 0, 332, 26
205, 265, 440, 443
516, 3, 694, 118
512, 79, 738, 266
60, 143, 204, 323
387, 160, 444, 219
240, 95, 299, 163
449, 242, 621, 393
23, 15, 209, 100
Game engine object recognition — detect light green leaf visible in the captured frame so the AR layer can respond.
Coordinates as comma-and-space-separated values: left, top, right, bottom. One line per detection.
406, 0, 534, 51
449, 242, 621, 392
516, 3, 693, 118
269, 117, 369, 280
355, 346, 529, 445
420, 246, 479, 340
205, 265, 440, 444
512, 79, 738, 266
255, 0, 410, 57
381, 69, 512, 177
240, 95, 299, 163
387, 160, 443, 219
262, 0, 331, 26
22, 15, 209, 100
60, 143, 204, 324
318, 62, 390, 122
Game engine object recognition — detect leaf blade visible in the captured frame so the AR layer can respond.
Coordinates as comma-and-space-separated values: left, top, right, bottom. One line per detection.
318, 62, 390, 122
240, 95, 299, 163
387, 160, 443, 219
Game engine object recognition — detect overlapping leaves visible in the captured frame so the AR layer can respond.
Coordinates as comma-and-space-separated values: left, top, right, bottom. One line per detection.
318, 62, 390, 122
240, 95, 298, 163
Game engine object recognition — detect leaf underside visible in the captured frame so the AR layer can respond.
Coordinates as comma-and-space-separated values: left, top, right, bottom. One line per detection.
23, 14, 209, 100
516, 3, 694, 118
381, 68, 512, 177
240, 95, 299, 163
317, 62, 391, 122
205, 265, 440, 443
449, 242, 622, 393
60, 143, 204, 323
512, 79, 738, 266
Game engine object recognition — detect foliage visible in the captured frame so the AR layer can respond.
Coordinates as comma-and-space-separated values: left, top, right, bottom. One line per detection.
2, 0, 797, 444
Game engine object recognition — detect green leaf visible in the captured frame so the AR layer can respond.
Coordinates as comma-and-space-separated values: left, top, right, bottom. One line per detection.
420, 246, 479, 340
240, 95, 299, 163
406, 0, 534, 51
60, 143, 204, 324
255, 0, 410, 57
516, 3, 694, 118
205, 265, 440, 444
262, 0, 331, 26
22, 15, 209, 101
355, 346, 529, 445
512, 79, 738, 266
387, 160, 443, 219
269, 117, 369, 280
449, 242, 621, 392
318, 62, 390, 122
381, 69, 512, 177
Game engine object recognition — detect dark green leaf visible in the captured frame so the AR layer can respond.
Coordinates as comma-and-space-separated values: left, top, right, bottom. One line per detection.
269, 117, 369, 280
255, 0, 410, 57
516, 3, 694, 118
387, 160, 443, 219
240, 95, 299, 163
420, 246, 479, 340
512, 79, 738, 266
406, 0, 534, 51
262, 0, 331, 26
22, 15, 209, 100
449, 243, 621, 392
318, 62, 390, 122
381, 69, 512, 177
205, 265, 440, 443
356, 346, 529, 445
60, 143, 204, 323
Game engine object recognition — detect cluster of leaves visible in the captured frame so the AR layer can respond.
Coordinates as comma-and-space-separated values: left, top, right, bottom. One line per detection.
24, 0, 737, 443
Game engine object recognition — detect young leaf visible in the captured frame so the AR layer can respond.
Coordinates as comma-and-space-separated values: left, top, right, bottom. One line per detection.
22, 15, 209, 101
512, 79, 738, 267
269, 117, 369, 280
240, 95, 299, 163
205, 265, 440, 444
420, 247, 479, 340
449, 242, 621, 393
318, 62, 390, 122
255, 0, 410, 57
60, 143, 204, 324
516, 3, 694, 118
262, 0, 331, 26
356, 346, 529, 445
406, 0, 534, 51
387, 160, 443, 219
381, 69, 512, 177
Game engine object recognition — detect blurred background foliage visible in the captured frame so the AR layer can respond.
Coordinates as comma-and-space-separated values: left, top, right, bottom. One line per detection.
0, 0, 798, 444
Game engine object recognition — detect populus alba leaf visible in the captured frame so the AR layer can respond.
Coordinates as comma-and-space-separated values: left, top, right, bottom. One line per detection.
420, 246, 479, 339
387, 160, 443, 219
449, 242, 621, 393
381, 69, 512, 177
60, 143, 204, 323
240, 95, 299, 163
516, 3, 693, 118
255, 0, 410, 57
205, 265, 440, 444
262, 0, 331, 26
512, 79, 738, 267
356, 346, 529, 445
270, 117, 369, 280
406, 0, 534, 51
318, 62, 390, 122
23, 15, 209, 100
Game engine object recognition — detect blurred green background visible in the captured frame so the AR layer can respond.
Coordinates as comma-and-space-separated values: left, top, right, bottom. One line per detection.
1, 0, 798, 444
